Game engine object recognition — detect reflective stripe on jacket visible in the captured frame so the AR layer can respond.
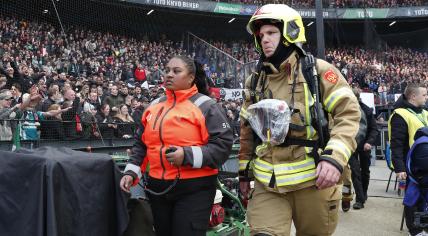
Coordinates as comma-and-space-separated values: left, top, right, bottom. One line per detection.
125, 85, 233, 181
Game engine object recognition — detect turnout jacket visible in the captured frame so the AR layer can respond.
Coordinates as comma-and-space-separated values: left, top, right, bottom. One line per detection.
239, 51, 361, 192
125, 85, 233, 182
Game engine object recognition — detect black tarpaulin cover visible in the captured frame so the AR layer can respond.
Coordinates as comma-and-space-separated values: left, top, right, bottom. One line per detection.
0, 146, 129, 236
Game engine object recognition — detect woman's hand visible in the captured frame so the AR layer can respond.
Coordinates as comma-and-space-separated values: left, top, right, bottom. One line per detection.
120, 175, 134, 193
108, 123, 117, 129
165, 146, 184, 167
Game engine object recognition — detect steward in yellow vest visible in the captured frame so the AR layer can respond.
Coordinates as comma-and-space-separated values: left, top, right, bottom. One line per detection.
388, 83, 428, 236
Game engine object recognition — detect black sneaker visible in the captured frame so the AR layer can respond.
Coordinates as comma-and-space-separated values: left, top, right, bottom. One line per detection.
353, 202, 364, 210
342, 200, 351, 212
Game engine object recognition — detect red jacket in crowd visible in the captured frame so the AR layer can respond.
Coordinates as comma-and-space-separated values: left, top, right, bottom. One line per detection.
135, 67, 146, 81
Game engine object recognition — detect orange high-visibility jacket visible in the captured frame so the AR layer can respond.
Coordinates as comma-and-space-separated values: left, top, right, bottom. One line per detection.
125, 85, 233, 183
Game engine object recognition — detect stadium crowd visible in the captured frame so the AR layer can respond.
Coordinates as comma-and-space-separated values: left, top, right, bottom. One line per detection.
220, 0, 428, 8
326, 46, 428, 105
0, 15, 427, 141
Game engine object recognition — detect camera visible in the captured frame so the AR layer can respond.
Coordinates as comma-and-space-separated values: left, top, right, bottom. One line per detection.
414, 212, 428, 228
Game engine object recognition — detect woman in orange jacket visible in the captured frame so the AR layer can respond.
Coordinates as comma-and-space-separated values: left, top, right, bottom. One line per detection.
120, 55, 233, 236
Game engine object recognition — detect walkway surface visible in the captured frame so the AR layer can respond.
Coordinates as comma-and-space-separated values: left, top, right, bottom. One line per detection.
334, 159, 407, 236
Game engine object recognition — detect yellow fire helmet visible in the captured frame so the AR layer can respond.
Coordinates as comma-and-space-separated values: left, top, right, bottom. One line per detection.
246, 4, 306, 54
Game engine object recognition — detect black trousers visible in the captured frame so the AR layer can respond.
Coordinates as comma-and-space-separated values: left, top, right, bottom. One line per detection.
349, 149, 371, 203
146, 175, 217, 236
405, 203, 425, 236
404, 181, 428, 236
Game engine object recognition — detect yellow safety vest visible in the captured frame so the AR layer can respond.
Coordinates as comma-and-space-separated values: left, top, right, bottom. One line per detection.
387, 108, 428, 169
388, 108, 428, 148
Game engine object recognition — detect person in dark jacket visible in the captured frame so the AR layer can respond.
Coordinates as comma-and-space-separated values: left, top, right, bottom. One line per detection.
389, 83, 428, 236
40, 104, 64, 140
349, 88, 379, 210
102, 85, 124, 116
0, 59, 33, 93
120, 56, 233, 236
130, 97, 144, 123
41, 87, 61, 112
95, 103, 117, 139
61, 89, 81, 140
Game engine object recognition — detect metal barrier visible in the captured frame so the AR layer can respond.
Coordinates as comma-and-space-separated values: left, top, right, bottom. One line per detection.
375, 123, 388, 160
0, 119, 136, 153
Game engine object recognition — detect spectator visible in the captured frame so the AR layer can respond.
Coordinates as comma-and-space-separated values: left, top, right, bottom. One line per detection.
10, 83, 22, 107
83, 91, 101, 113
79, 84, 90, 101
103, 85, 124, 116
148, 64, 163, 84
37, 80, 48, 101
0, 89, 25, 141
120, 85, 129, 100
68, 58, 81, 78
134, 86, 144, 100
134, 63, 146, 82
61, 88, 81, 140
97, 86, 106, 104
130, 97, 144, 124
41, 87, 61, 112
95, 103, 117, 139
81, 92, 101, 139
0, 76, 6, 90
40, 104, 64, 140
20, 87, 69, 141
114, 104, 135, 138
378, 82, 387, 105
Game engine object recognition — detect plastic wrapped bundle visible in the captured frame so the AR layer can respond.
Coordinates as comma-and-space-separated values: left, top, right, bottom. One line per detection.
243, 99, 291, 146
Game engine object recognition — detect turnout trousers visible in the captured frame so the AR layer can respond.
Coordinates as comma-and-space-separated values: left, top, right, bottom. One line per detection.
247, 180, 341, 236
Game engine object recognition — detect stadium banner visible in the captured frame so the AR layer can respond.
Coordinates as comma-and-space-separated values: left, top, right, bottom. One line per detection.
220, 88, 243, 101
126, 0, 216, 12
126, 0, 428, 19
292, 7, 428, 19
340, 7, 428, 19
390, 7, 428, 17
341, 8, 389, 19
214, 3, 241, 14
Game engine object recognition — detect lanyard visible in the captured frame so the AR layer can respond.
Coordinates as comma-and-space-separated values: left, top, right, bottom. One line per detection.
407, 108, 428, 127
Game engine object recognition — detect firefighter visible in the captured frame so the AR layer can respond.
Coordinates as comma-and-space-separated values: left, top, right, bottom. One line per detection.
239, 4, 361, 235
